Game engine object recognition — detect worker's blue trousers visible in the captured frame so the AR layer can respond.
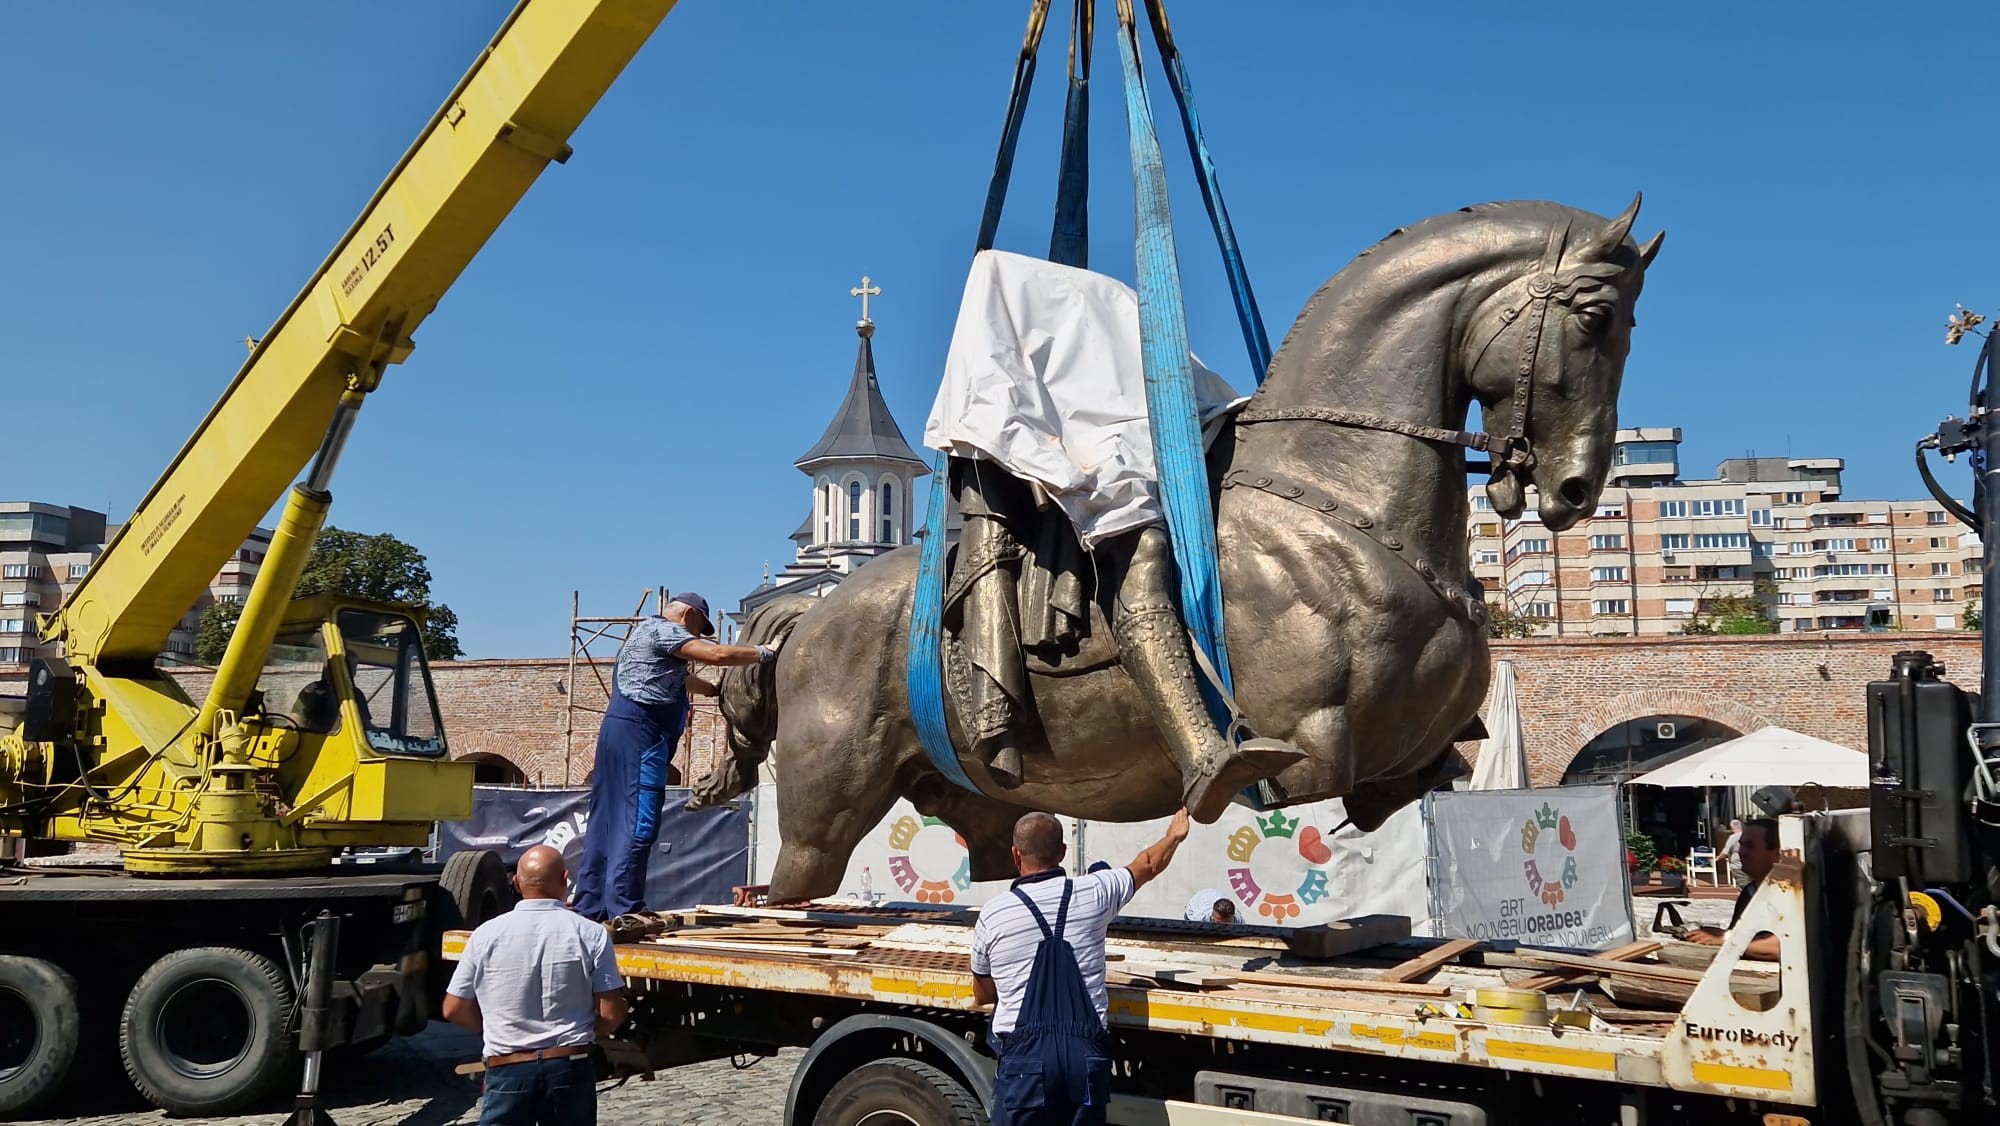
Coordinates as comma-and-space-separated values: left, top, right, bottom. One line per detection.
570, 694, 684, 922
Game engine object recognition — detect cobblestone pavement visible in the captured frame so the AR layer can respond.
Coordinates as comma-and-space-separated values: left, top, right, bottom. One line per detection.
23, 1025, 800, 1126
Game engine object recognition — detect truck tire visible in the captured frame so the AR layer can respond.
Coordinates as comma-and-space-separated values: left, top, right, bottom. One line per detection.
0, 956, 81, 1115
440, 848, 515, 929
118, 946, 295, 1115
811, 1058, 987, 1126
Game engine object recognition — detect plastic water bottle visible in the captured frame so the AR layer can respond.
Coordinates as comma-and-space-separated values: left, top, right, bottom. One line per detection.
859, 866, 874, 906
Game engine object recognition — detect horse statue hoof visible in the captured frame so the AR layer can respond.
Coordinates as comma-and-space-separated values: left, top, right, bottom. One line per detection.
1185, 738, 1308, 823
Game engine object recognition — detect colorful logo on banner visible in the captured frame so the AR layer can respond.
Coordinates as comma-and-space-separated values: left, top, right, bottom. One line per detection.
1224, 809, 1337, 920
885, 814, 973, 904
1520, 802, 1580, 905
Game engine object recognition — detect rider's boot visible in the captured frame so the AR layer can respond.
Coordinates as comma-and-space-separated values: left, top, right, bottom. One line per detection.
957, 508, 1031, 788
1112, 601, 1305, 822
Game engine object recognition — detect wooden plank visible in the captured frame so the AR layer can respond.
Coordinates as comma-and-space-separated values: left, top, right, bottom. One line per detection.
1375, 938, 1481, 983
1510, 947, 1775, 994
1514, 941, 1660, 992
1284, 915, 1412, 959
1118, 963, 1237, 989
1232, 970, 1452, 997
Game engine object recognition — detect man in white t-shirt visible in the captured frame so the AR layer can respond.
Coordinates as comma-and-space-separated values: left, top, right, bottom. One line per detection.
971, 808, 1190, 1123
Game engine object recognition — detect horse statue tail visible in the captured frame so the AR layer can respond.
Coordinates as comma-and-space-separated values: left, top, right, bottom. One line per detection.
689, 594, 814, 811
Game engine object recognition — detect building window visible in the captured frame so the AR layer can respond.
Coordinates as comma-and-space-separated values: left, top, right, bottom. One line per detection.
1932, 562, 1952, 576
1695, 533, 1750, 549
1613, 441, 1676, 466
1929, 511, 1949, 525
1785, 491, 1805, 504
848, 480, 863, 541
1475, 551, 1500, 566
1663, 534, 1690, 551
1592, 599, 1629, 615
1590, 566, 1627, 582
0, 619, 27, 635
1750, 508, 1772, 526
1869, 537, 1890, 551
1658, 500, 1687, 518
1471, 495, 1492, 512
1507, 570, 1550, 592
1786, 541, 1811, 555
821, 483, 835, 544
1505, 539, 1550, 562
1689, 498, 1745, 517
1934, 588, 1956, 602
1665, 598, 1696, 615
1523, 602, 1555, 618
0, 647, 21, 663
1588, 534, 1625, 550
1752, 542, 1774, 558
1, 564, 44, 580
1595, 503, 1625, 518
880, 481, 896, 544
1930, 537, 1948, 550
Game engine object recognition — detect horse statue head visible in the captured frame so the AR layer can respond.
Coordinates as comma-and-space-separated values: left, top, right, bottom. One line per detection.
1463, 195, 1664, 529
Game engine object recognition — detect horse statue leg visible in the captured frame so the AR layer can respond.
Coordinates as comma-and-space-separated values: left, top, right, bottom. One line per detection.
1107, 525, 1306, 822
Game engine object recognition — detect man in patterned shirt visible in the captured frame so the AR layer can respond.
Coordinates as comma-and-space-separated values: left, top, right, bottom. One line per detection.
571, 593, 774, 921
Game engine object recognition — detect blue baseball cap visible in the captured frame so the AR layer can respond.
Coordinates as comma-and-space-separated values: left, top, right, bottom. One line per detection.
671, 592, 716, 636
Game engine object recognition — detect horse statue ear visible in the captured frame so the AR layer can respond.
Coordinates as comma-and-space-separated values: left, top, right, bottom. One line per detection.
1581, 193, 1644, 262
1638, 229, 1666, 269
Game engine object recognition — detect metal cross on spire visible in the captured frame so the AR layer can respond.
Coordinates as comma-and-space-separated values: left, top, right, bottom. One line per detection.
850, 275, 882, 335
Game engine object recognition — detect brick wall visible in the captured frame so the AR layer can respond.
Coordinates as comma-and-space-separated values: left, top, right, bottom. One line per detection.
22, 633, 1981, 794
162, 659, 728, 789
1487, 632, 1980, 785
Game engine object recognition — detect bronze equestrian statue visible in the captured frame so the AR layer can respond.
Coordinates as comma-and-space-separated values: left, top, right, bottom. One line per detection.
693, 197, 1663, 902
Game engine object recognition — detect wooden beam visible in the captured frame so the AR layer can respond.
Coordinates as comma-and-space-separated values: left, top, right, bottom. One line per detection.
1514, 941, 1660, 992
1232, 970, 1452, 997
1375, 938, 1481, 983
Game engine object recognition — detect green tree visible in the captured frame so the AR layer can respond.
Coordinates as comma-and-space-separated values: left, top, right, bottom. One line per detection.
1681, 578, 1779, 636
1965, 600, 1982, 632
190, 527, 462, 665
1486, 602, 1549, 639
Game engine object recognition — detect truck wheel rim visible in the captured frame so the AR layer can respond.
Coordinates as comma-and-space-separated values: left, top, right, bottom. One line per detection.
156, 979, 253, 1080
855, 1113, 920, 1125
0, 987, 33, 1081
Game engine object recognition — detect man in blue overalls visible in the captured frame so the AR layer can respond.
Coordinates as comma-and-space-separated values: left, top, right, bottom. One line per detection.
971, 808, 1191, 1124
571, 593, 774, 922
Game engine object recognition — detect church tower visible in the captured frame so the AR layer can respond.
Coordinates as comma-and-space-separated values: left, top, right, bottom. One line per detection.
790, 276, 928, 574
735, 277, 929, 631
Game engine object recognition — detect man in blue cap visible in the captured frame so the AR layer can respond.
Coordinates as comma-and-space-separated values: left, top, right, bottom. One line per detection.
572, 593, 775, 922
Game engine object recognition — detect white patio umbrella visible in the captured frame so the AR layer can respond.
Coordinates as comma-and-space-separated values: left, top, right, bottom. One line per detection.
1470, 660, 1530, 790
1628, 726, 1866, 789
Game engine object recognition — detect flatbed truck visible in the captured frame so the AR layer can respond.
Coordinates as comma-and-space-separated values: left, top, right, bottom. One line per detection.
447, 810, 1867, 1125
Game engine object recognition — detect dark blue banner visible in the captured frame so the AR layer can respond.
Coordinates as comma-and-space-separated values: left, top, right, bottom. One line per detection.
439, 785, 749, 912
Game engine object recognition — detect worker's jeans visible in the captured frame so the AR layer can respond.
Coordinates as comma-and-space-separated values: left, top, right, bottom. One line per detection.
570, 706, 685, 921
480, 1056, 595, 1126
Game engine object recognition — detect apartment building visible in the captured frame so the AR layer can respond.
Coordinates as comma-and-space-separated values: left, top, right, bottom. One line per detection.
0, 501, 270, 674
1469, 429, 1983, 636
0, 503, 107, 668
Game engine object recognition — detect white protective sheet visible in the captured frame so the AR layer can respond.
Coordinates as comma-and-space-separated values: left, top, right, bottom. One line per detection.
923, 250, 1246, 547
1469, 660, 1530, 790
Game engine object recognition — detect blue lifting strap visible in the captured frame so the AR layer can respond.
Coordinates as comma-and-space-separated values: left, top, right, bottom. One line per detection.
1138, 0, 1272, 382
1112, 0, 1234, 722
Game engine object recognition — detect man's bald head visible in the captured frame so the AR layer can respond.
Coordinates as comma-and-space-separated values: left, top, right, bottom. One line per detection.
516, 845, 568, 900
1012, 812, 1066, 873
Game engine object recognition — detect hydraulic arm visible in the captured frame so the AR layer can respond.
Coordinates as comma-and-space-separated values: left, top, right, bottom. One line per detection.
1, 0, 678, 872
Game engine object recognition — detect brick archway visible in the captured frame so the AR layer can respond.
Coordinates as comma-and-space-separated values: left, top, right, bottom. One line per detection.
458, 751, 527, 787
1538, 690, 1780, 786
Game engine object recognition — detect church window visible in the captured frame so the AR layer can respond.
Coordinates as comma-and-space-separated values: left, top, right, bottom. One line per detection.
849, 480, 863, 540
881, 481, 895, 543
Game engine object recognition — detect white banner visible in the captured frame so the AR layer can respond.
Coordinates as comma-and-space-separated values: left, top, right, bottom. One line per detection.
1424, 784, 1633, 950
748, 783, 1430, 930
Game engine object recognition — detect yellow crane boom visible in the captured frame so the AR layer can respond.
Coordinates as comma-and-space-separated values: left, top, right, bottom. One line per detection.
4, 0, 678, 872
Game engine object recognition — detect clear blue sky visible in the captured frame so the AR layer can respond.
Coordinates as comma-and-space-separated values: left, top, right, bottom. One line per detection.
3, 3, 1995, 657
